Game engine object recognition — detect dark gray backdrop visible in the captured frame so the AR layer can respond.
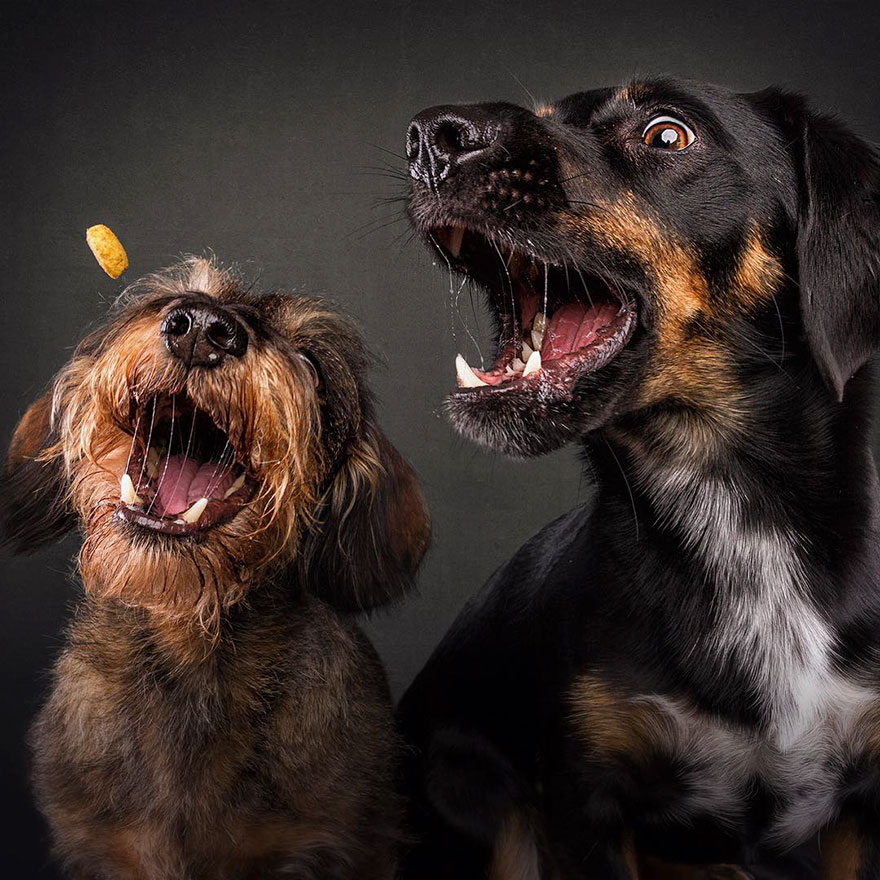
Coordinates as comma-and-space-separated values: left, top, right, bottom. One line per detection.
2, 0, 878, 873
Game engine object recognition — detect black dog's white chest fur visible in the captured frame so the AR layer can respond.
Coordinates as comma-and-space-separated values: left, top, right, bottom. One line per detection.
643, 465, 877, 843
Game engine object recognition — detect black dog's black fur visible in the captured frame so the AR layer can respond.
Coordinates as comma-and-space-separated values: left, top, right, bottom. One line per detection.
399, 80, 880, 878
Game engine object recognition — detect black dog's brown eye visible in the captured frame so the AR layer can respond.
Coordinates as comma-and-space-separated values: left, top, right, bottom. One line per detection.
642, 116, 695, 150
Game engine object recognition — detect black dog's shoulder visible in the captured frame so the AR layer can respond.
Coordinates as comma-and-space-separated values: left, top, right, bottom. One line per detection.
453, 499, 597, 626
404, 503, 594, 686
399, 500, 602, 780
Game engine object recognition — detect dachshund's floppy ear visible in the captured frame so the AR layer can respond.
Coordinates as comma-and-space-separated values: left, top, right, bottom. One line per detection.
1, 391, 75, 553
300, 425, 430, 613
760, 90, 880, 400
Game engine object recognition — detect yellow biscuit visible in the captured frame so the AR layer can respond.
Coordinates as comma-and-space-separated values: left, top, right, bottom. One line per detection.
86, 225, 128, 278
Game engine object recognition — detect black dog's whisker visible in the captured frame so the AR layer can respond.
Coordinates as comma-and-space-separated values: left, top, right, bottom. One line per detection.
365, 142, 409, 163
454, 274, 484, 366
349, 215, 407, 242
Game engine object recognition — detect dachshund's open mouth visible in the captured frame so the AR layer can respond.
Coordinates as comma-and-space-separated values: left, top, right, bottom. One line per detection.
429, 224, 636, 396
115, 393, 257, 537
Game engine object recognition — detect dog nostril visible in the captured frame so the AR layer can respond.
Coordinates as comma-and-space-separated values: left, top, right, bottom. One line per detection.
205, 318, 246, 356
434, 121, 468, 155
162, 309, 192, 338
162, 303, 248, 365
434, 120, 489, 157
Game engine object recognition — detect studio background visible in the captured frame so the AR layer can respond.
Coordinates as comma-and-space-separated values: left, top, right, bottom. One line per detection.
2, 0, 878, 873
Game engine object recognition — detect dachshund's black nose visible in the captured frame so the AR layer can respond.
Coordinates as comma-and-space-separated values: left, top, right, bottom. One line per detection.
406, 105, 501, 187
161, 301, 248, 367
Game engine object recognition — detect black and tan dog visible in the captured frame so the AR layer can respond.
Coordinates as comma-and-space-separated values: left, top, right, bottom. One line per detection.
1, 258, 429, 878
398, 80, 880, 878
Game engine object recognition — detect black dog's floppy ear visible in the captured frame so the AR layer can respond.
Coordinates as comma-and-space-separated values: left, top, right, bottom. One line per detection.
762, 91, 880, 399
300, 425, 430, 613
1, 391, 75, 553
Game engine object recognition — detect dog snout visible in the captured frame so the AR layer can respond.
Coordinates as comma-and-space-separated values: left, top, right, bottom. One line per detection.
161, 301, 248, 367
407, 105, 502, 187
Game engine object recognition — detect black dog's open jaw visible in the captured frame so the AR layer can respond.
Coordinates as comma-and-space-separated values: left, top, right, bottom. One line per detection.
116, 392, 257, 537
431, 225, 636, 397
430, 226, 637, 456
421, 229, 638, 456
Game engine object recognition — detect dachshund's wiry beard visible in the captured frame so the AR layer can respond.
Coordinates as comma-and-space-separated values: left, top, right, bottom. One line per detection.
41, 310, 328, 637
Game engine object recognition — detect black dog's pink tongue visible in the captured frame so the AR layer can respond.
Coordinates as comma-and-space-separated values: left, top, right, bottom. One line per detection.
543, 302, 622, 361
154, 455, 234, 515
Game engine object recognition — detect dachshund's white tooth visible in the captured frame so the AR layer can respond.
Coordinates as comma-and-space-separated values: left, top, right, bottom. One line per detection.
511, 357, 526, 371
522, 339, 534, 360
533, 312, 547, 334
522, 350, 542, 376
223, 473, 246, 499
530, 329, 544, 351
120, 473, 143, 506
448, 225, 465, 258
180, 497, 209, 524
455, 354, 487, 388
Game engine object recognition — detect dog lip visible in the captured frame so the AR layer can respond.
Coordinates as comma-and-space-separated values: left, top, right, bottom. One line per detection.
116, 391, 259, 536
114, 478, 256, 537
427, 220, 554, 268
452, 305, 637, 397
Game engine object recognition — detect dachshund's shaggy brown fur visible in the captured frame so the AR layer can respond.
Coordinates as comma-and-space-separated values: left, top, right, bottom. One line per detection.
3, 258, 430, 879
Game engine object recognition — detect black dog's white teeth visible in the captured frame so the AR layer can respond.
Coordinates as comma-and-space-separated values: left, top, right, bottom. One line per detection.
455, 354, 488, 387
528, 312, 546, 354
522, 350, 541, 376
454, 307, 552, 388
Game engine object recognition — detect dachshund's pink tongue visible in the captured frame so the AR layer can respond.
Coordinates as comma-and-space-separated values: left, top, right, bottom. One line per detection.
154, 455, 234, 515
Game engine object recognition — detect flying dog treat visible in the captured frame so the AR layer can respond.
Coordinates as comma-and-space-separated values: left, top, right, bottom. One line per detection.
86, 225, 128, 278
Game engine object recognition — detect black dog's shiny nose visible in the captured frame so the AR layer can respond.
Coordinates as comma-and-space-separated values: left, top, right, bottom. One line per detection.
407, 105, 500, 187
161, 301, 248, 367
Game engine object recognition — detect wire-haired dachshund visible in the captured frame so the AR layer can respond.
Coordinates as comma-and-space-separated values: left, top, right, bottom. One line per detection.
398, 79, 880, 879
1, 258, 430, 879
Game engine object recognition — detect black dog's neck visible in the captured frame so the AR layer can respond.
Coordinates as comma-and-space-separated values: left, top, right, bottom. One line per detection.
587, 364, 880, 728
601, 360, 879, 572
